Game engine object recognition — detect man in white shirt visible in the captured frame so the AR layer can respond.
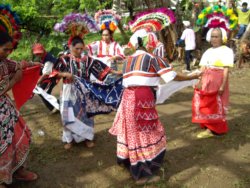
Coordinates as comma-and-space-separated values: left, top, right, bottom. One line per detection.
176, 21, 196, 72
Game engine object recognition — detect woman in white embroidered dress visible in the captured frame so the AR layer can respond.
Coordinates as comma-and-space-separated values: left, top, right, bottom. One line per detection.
87, 28, 125, 84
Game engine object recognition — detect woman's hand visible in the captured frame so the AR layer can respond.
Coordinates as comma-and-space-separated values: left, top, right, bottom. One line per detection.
218, 85, 225, 95
13, 69, 22, 83
110, 70, 122, 75
63, 72, 74, 82
108, 56, 116, 62
32, 61, 43, 67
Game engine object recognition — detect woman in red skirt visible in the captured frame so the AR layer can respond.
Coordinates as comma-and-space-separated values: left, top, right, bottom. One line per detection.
192, 27, 234, 138
109, 37, 200, 185
0, 31, 38, 187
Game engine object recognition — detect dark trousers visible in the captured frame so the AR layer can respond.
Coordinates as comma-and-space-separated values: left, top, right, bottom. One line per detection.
38, 78, 58, 111
185, 50, 193, 71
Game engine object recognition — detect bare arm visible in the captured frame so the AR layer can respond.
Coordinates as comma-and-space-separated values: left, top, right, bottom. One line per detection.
109, 69, 123, 75
173, 72, 201, 81
56, 72, 74, 82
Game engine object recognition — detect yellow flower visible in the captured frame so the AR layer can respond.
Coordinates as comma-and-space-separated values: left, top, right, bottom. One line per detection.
198, 14, 205, 19
230, 15, 237, 21
207, 7, 212, 12
109, 22, 117, 32
226, 9, 233, 16
101, 24, 106, 30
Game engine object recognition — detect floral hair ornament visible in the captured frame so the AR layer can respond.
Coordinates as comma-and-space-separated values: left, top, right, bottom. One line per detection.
95, 9, 121, 32
196, 5, 238, 31
0, 4, 22, 48
129, 7, 176, 33
54, 13, 99, 46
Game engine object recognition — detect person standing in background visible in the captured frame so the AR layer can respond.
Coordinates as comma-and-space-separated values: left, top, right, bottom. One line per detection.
176, 21, 196, 72
235, 2, 250, 39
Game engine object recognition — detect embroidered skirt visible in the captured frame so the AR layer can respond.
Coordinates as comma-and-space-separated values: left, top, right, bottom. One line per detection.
61, 77, 123, 143
0, 95, 31, 184
109, 87, 166, 180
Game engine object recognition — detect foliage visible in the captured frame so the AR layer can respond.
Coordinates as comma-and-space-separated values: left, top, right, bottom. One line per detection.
180, 0, 193, 20
9, 31, 132, 61
2, 0, 113, 36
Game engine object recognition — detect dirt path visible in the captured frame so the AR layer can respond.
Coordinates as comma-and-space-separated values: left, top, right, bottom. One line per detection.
10, 67, 250, 188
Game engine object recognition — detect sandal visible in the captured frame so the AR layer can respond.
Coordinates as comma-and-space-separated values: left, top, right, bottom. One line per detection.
197, 129, 214, 139
64, 143, 73, 150
85, 140, 95, 148
135, 175, 160, 185
14, 168, 38, 181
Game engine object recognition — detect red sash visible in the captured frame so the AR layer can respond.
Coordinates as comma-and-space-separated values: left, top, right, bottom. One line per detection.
12, 66, 40, 110
192, 88, 225, 124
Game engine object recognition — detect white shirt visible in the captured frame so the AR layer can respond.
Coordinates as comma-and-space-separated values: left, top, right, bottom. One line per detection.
199, 46, 234, 68
42, 61, 53, 75
181, 28, 196, 51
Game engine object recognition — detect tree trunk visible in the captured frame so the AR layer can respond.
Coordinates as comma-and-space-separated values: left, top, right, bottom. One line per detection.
143, 0, 152, 9
112, 0, 129, 43
112, 0, 120, 12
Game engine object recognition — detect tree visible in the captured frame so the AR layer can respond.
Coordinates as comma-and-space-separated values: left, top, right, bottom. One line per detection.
2, 0, 113, 39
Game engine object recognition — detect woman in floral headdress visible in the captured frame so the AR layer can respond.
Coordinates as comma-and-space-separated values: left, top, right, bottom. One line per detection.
109, 29, 201, 185
0, 5, 39, 187
109, 8, 203, 185
193, 5, 236, 138
146, 32, 166, 58
87, 10, 125, 84
54, 13, 123, 150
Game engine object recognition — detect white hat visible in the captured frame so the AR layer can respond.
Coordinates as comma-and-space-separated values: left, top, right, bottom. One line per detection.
129, 29, 148, 48
183, 21, 191, 27
206, 27, 228, 43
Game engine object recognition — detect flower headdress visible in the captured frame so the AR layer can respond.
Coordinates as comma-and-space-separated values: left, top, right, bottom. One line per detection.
0, 4, 22, 48
95, 9, 121, 32
54, 13, 99, 46
54, 13, 99, 35
129, 7, 176, 33
196, 5, 238, 31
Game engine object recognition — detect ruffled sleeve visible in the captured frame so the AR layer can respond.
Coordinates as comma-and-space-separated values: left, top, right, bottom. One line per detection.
152, 56, 176, 83
87, 41, 99, 56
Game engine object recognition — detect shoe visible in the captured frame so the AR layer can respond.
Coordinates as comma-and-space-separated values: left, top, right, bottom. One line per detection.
49, 108, 59, 115
197, 130, 214, 139
14, 168, 38, 181
182, 70, 191, 73
135, 175, 161, 185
